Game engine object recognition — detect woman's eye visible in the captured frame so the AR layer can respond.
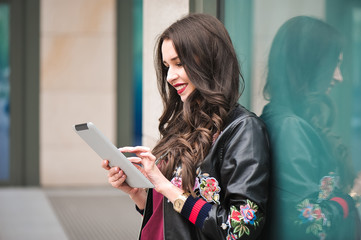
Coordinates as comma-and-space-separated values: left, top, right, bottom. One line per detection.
176, 62, 183, 67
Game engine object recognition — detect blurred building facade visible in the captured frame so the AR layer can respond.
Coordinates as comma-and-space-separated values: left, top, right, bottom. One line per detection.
0, 0, 360, 187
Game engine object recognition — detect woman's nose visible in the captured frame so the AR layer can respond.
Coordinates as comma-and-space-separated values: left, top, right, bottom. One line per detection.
333, 65, 343, 82
166, 71, 179, 83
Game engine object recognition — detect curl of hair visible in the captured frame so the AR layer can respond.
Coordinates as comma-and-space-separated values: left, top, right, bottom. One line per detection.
152, 13, 243, 193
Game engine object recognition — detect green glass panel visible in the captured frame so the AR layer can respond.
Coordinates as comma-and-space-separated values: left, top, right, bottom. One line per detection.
0, 3, 10, 181
224, 0, 252, 109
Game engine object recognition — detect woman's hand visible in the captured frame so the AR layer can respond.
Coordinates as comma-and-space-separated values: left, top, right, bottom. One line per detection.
118, 146, 166, 188
101, 160, 138, 194
351, 171, 361, 196
101, 160, 147, 209
119, 146, 183, 202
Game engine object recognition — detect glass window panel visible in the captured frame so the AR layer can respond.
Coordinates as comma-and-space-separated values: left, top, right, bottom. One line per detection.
350, 7, 361, 171
224, 0, 253, 109
133, 0, 142, 146
222, 0, 361, 237
0, 3, 10, 181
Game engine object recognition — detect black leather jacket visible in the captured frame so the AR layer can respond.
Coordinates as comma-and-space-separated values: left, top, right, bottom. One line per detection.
139, 105, 271, 240
261, 103, 361, 240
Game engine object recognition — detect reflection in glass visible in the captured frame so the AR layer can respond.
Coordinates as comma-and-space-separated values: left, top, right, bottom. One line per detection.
261, 16, 361, 239
0, 4, 10, 181
133, 0, 142, 146
351, 8, 361, 173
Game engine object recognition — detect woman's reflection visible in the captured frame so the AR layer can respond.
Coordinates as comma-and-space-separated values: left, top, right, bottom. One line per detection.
261, 16, 361, 240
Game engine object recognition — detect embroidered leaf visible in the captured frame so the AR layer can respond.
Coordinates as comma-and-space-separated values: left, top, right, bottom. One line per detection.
238, 225, 245, 237
233, 225, 240, 233
213, 193, 220, 204
247, 199, 258, 211
231, 219, 239, 228
244, 226, 250, 235
238, 225, 250, 238
297, 199, 310, 210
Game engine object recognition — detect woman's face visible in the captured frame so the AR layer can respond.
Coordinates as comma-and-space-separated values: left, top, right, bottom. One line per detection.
332, 53, 343, 83
327, 53, 343, 94
161, 39, 196, 102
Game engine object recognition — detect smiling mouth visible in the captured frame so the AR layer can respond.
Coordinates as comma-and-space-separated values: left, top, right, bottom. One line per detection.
174, 83, 187, 94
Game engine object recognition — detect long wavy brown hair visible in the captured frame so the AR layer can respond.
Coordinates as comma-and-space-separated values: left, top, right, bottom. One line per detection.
152, 13, 244, 193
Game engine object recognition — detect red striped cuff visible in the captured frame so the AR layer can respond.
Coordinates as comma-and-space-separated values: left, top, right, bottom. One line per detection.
180, 195, 213, 228
330, 197, 349, 218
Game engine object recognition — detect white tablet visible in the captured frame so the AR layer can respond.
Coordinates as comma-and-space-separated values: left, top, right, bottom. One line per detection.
73, 122, 154, 188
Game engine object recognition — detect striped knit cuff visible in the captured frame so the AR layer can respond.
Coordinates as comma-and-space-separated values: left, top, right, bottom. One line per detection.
180, 195, 212, 228
330, 197, 349, 218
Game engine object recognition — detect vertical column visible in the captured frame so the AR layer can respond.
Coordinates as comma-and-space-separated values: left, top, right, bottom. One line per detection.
142, 0, 189, 147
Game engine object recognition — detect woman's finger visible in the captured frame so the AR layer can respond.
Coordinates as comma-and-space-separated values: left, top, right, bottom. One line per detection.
101, 160, 110, 170
128, 157, 142, 164
109, 170, 126, 183
119, 146, 151, 153
139, 152, 157, 161
108, 166, 121, 177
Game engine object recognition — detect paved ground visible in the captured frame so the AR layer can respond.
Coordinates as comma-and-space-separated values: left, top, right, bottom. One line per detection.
0, 187, 142, 240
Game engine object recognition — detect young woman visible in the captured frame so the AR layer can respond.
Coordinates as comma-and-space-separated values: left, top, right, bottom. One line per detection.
261, 16, 361, 239
103, 13, 270, 240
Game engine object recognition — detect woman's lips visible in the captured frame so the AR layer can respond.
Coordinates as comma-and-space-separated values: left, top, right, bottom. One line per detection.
174, 83, 187, 94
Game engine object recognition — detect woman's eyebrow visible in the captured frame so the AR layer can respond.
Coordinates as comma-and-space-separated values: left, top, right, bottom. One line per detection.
163, 56, 180, 65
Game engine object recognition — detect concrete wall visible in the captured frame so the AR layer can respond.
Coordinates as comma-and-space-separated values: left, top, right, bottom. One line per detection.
40, 0, 116, 186
40, 0, 189, 186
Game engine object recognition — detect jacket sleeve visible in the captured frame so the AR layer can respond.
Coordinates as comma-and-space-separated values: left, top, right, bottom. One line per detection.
179, 115, 271, 239
272, 117, 359, 239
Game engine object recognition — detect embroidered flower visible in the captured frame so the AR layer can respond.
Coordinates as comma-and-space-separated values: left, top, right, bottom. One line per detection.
226, 200, 263, 239
171, 176, 182, 189
221, 223, 228, 230
240, 204, 257, 225
319, 232, 326, 240
299, 205, 314, 223
295, 199, 328, 239
230, 207, 241, 221
193, 177, 200, 191
226, 233, 238, 240
318, 175, 336, 200
199, 177, 221, 204
170, 176, 201, 191
313, 208, 323, 220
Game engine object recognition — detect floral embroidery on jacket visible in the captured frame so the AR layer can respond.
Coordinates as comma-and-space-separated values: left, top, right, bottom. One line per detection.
295, 199, 329, 240
224, 199, 263, 239
171, 176, 182, 189
170, 165, 183, 189
294, 173, 340, 239
191, 168, 222, 204
170, 165, 200, 191
199, 177, 221, 204
318, 173, 339, 200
